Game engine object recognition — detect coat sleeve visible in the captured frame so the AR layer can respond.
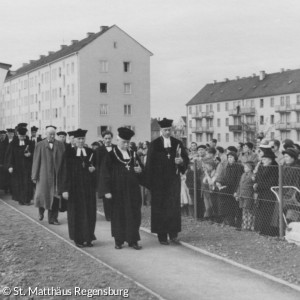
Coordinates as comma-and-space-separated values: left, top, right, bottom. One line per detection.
98, 152, 112, 197
31, 144, 41, 181
5, 143, 14, 169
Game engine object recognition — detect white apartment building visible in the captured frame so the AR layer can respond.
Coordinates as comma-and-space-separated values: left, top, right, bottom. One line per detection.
186, 69, 300, 148
0, 25, 152, 144
0, 63, 11, 90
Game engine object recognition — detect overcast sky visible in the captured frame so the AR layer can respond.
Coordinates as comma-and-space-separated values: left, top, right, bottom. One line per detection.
2, 0, 300, 121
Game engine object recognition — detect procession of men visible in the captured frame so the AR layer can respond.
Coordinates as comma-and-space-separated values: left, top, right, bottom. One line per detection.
0, 118, 186, 250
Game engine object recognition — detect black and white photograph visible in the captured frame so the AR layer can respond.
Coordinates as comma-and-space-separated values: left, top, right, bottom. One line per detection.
1, 0, 300, 299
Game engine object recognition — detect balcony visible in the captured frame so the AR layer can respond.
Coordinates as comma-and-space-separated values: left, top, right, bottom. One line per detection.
192, 126, 214, 133
228, 109, 239, 116
240, 107, 255, 115
191, 111, 214, 119
229, 125, 242, 132
244, 123, 256, 131
290, 122, 300, 130
275, 123, 293, 130
275, 105, 293, 112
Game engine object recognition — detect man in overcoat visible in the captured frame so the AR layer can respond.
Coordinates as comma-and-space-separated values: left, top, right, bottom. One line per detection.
31, 125, 67, 224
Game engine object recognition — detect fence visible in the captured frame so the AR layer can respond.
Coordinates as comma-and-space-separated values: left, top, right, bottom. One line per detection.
182, 160, 300, 238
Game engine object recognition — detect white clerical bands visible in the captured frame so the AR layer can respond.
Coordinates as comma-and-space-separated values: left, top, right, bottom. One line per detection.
76, 147, 87, 157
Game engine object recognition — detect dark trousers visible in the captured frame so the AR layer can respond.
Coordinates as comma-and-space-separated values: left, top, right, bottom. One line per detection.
157, 232, 178, 242
39, 197, 59, 223
103, 197, 112, 221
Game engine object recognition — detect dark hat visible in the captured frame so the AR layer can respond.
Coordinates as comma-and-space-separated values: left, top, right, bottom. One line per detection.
282, 148, 299, 160
261, 148, 276, 160
67, 130, 75, 136
46, 125, 57, 130
117, 127, 135, 140
0, 130, 6, 134
57, 131, 67, 136
227, 151, 238, 161
227, 146, 238, 153
17, 127, 28, 135
216, 146, 224, 153
31, 126, 39, 132
245, 142, 254, 149
6, 128, 15, 133
283, 139, 294, 150
17, 123, 27, 128
157, 118, 173, 128
197, 145, 207, 150
73, 129, 88, 138
211, 139, 217, 143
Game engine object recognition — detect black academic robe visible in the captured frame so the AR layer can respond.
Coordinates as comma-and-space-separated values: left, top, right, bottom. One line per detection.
99, 147, 143, 243
145, 136, 189, 234
66, 147, 97, 244
5, 138, 34, 204
0, 138, 9, 189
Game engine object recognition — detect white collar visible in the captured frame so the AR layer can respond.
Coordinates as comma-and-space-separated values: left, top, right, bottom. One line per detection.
162, 136, 171, 148
19, 140, 25, 146
117, 146, 130, 159
76, 147, 87, 156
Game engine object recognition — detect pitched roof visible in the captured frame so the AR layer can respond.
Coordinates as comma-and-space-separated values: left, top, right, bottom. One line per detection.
181, 116, 187, 123
0, 63, 12, 70
5, 25, 152, 81
186, 69, 300, 106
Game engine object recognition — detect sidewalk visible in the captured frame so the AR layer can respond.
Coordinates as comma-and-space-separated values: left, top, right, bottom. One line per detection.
1, 195, 300, 300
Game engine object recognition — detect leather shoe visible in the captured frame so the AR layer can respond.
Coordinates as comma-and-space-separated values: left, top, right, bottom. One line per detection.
85, 242, 93, 247
129, 243, 142, 250
39, 214, 44, 221
75, 243, 84, 248
115, 244, 123, 249
159, 241, 169, 245
49, 220, 60, 225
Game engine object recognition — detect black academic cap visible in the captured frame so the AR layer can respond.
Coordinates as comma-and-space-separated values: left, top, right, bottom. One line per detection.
73, 129, 88, 138
117, 127, 135, 140
157, 118, 173, 128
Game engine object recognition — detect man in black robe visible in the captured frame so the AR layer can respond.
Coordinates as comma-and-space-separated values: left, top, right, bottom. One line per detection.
145, 118, 189, 245
0, 130, 9, 190
96, 130, 115, 221
63, 129, 97, 248
5, 127, 34, 205
99, 127, 143, 250
30, 126, 42, 146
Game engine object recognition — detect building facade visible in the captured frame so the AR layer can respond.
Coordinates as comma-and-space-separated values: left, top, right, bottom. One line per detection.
173, 116, 187, 147
0, 25, 152, 144
186, 69, 300, 148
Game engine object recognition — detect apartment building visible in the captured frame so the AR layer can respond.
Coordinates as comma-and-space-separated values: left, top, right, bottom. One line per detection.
0, 25, 152, 144
186, 69, 300, 148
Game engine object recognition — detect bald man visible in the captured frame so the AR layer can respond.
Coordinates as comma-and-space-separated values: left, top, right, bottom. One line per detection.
32, 126, 67, 224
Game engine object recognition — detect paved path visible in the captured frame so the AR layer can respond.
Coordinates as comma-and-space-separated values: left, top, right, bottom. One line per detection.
1, 195, 300, 300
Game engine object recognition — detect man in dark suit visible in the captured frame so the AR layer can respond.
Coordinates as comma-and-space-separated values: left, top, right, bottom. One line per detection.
96, 130, 115, 221
145, 118, 189, 245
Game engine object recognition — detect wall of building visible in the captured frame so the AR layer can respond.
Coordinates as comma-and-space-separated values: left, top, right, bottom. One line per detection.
78, 26, 151, 144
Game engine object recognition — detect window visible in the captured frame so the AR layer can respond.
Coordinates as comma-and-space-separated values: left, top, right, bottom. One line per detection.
100, 104, 108, 115
280, 96, 285, 106
270, 115, 274, 124
113, 41, 117, 48
251, 99, 254, 107
123, 62, 131, 72
67, 85, 70, 96
217, 103, 220, 112
63, 96, 66, 107
189, 134, 192, 142
124, 83, 131, 94
100, 60, 108, 73
270, 97, 274, 107
100, 83, 108, 93
59, 67, 62, 77
260, 116, 264, 124
199, 105, 202, 112
286, 96, 290, 106
124, 104, 132, 115
210, 104, 213, 112
72, 105, 75, 118
297, 95, 300, 105
71, 62, 75, 74
71, 84, 74, 96
260, 99, 264, 108
225, 103, 229, 111
217, 133, 221, 142
66, 64, 69, 75
189, 106, 192, 114
206, 104, 209, 112
217, 119, 220, 127
297, 112, 300, 123
271, 132, 275, 140
226, 133, 229, 142
225, 118, 229, 126
59, 88, 62, 97
189, 120, 192, 128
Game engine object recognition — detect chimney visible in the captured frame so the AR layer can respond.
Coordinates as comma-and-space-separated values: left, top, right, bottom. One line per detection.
224, 78, 229, 82
39, 55, 46, 59
22, 63, 29, 67
252, 73, 256, 77
213, 80, 217, 84
60, 45, 67, 50
48, 51, 54, 55
100, 26, 109, 32
280, 68, 284, 73
71, 40, 78, 44
86, 32, 94, 37
259, 70, 266, 80
29, 60, 35, 64
236, 76, 240, 80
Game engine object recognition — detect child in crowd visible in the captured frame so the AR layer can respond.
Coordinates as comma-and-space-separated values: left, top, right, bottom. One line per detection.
235, 161, 255, 230
202, 159, 217, 220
